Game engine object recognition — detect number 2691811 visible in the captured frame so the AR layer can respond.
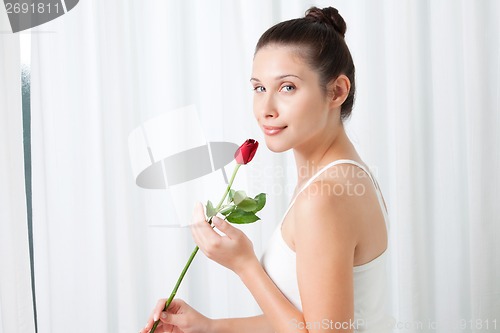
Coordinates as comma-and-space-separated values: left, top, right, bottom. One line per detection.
5, 2, 62, 14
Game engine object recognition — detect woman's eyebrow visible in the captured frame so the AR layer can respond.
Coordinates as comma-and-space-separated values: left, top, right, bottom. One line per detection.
250, 74, 303, 82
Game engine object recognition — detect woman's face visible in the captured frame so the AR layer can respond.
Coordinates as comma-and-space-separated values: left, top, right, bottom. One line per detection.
251, 45, 334, 153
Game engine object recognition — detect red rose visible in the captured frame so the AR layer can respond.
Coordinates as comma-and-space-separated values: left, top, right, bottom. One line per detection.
234, 139, 259, 165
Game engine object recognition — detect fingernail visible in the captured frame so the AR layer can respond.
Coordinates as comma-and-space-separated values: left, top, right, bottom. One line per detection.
161, 312, 167, 319
213, 217, 222, 225
153, 314, 158, 321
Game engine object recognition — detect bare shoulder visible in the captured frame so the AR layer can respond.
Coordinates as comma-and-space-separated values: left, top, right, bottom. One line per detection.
294, 163, 376, 230
292, 177, 363, 253
293, 162, 387, 265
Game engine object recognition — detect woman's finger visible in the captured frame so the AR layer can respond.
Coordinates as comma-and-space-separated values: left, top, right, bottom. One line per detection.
190, 202, 220, 247
189, 202, 205, 242
142, 305, 158, 332
153, 298, 167, 321
212, 216, 240, 239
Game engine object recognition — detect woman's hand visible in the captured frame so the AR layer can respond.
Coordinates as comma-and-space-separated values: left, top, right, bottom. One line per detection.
190, 202, 258, 276
141, 298, 212, 333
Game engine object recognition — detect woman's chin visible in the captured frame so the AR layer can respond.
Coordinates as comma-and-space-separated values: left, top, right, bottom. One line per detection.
264, 138, 291, 153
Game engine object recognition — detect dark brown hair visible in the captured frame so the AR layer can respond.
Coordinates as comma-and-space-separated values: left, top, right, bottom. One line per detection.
255, 7, 356, 121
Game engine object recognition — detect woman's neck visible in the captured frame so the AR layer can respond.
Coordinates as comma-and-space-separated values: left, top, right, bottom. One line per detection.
292, 125, 359, 184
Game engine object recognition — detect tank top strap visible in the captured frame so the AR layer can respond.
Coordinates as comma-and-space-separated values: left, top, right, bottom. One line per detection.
336, 160, 390, 225
281, 159, 389, 228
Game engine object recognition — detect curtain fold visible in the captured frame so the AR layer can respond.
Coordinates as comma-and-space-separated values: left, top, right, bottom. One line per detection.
344, 0, 500, 329
29, 1, 266, 331
25, 0, 500, 332
0, 9, 36, 333
30, 1, 143, 331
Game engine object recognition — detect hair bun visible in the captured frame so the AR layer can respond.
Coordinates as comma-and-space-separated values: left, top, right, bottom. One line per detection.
305, 6, 347, 38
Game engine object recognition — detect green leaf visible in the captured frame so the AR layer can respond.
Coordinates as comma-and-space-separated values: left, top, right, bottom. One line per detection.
205, 200, 217, 218
219, 205, 235, 216
233, 190, 247, 205
236, 198, 258, 212
227, 189, 236, 204
254, 193, 266, 212
226, 208, 260, 224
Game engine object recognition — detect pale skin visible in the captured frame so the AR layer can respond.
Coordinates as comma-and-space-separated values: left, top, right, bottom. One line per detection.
141, 44, 388, 333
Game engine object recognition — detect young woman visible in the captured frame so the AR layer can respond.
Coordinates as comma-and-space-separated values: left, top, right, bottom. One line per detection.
142, 6, 392, 333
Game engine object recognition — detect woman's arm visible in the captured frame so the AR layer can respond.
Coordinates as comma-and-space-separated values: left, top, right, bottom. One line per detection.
236, 180, 358, 333
142, 299, 274, 333
192, 178, 360, 333
211, 314, 274, 333
191, 205, 307, 333
236, 257, 306, 332
294, 180, 358, 332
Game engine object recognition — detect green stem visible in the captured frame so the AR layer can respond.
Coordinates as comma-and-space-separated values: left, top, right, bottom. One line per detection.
149, 247, 199, 332
215, 163, 240, 210
149, 163, 241, 333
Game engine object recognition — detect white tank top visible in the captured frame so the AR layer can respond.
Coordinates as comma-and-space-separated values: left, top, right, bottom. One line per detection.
260, 159, 394, 332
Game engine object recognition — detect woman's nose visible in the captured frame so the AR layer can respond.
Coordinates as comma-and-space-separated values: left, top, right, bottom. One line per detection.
260, 94, 278, 119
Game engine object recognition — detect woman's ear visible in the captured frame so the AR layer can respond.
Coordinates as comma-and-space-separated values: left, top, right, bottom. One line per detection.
327, 75, 350, 109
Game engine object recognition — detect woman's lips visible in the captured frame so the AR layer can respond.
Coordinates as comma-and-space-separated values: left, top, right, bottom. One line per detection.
263, 125, 287, 136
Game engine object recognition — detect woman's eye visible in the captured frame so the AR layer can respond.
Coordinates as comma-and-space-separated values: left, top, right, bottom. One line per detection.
280, 85, 295, 92
254, 86, 266, 93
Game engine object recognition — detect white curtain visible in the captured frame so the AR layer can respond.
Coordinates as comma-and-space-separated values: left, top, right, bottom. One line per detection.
344, 1, 500, 330
20, 0, 500, 333
0, 9, 36, 333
